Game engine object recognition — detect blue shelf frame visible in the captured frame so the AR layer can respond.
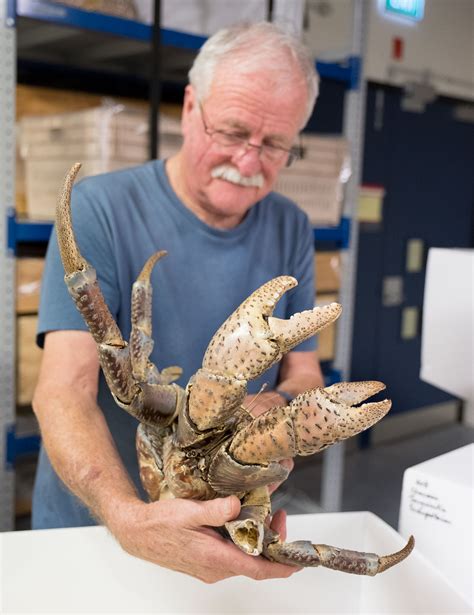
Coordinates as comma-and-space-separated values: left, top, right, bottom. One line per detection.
10, 1, 359, 87
316, 57, 361, 90
7, 214, 351, 253
314, 217, 351, 249
7, 211, 53, 253
11, 0, 207, 49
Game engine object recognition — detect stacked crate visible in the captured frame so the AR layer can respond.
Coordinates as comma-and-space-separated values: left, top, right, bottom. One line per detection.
275, 134, 350, 227
18, 104, 182, 221
15, 101, 183, 403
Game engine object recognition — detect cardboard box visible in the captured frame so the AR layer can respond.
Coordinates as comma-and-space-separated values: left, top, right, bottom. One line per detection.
399, 444, 473, 608
315, 293, 338, 361
17, 315, 42, 406
275, 135, 350, 226
16, 258, 45, 315
1, 511, 469, 613
315, 251, 341, 292
421, 248, 473, 401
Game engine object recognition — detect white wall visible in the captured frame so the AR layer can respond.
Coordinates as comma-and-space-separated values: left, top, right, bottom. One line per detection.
303, 0, 474, 102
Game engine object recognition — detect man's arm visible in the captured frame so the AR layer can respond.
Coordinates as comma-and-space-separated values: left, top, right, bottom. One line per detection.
33, 330, 299, 583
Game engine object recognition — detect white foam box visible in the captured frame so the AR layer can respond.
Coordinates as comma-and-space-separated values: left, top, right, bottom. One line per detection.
0, 512, 469, 613
420, 248, 474, 401
399, 444, 474, 608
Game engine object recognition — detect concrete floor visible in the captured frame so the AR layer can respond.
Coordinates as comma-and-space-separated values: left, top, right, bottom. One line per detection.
272, 422, 474, 528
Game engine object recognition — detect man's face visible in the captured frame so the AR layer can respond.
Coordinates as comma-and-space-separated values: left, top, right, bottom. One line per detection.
178, 68, 308, 228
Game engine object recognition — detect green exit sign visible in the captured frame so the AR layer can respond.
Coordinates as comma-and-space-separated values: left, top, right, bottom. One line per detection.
385, 0, 424, 21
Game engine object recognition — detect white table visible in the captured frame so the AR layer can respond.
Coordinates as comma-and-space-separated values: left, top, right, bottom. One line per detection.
0, 511, 469, 614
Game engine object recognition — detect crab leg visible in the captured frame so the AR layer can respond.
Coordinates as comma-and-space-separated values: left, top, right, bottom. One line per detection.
56, 163, 180, 427
263, 527, 415, 574
225, 487, 414, 574
228, 382, 391, 465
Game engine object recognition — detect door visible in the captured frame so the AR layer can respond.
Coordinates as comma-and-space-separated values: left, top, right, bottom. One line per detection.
352, 83, 474, 413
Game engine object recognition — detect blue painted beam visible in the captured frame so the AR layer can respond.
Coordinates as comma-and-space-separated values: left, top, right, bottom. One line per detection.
14, 0, 206, 49
7, 215, 351, 252
314, 217, 351, 249
15, 0, 151, 39
323, 368, 342, 386
7, 211, 53, 252
6, 425, 41, 466
316, 56, 361, 90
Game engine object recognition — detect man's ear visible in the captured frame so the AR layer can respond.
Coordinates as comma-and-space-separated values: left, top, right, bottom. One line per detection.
181, 85, 196, 134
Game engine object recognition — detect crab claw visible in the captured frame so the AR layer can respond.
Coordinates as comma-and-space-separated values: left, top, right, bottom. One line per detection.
203, 276, 341, 380
229, 382, 392, 464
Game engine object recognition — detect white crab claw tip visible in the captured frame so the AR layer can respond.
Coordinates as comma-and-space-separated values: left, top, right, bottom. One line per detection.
324, 380, 387, 405
268, 302, 341, 353
246, 276, 297, 316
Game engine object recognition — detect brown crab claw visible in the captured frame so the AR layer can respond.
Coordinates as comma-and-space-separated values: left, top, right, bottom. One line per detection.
203, 276, 342, 381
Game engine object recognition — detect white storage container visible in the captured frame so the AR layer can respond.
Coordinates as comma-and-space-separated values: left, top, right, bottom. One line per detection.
1, 511, 470, 613
399, 444, 474, 608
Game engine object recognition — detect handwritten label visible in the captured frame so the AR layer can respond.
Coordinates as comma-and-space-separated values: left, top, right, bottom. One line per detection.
409, 479, 452, 524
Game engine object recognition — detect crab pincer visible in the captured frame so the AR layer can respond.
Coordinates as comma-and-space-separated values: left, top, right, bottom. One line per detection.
202, 276, 342, 380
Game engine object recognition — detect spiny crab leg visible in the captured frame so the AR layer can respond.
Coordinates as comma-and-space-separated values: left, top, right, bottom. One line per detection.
56, 163, 181, 427
263, 526, 415, 575
228, 381, 391, 464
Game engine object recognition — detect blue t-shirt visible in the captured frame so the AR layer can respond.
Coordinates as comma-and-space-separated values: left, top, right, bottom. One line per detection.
33, 159, 316, 529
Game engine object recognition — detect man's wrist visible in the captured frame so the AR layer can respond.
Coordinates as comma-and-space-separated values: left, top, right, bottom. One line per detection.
276, 388, 294, 404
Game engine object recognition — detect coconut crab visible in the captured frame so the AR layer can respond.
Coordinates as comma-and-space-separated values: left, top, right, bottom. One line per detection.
55, 163, 414, 576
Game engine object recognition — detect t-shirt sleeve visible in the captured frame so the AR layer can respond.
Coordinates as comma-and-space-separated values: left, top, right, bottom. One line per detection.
286, 213, 317, 352
37, 181, 120, 348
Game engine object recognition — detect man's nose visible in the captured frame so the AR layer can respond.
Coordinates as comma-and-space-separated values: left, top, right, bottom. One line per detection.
232, 143, 263, 176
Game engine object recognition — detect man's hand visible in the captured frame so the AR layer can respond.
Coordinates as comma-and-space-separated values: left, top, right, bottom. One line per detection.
107, 496, 300, 583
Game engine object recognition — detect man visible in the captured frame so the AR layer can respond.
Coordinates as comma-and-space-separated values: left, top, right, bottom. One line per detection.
32, 22, 323, 583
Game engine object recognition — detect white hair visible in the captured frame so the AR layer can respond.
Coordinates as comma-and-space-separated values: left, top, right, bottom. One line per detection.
188, 22, 319, 128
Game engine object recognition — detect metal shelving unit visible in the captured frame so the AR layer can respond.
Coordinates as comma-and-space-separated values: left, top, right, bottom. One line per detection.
0, 0, 368, 529
320, 0, 369, 512
0, 0, 17, 531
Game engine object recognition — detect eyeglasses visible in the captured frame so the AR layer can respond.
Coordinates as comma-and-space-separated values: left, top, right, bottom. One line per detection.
199, 103, 301, 168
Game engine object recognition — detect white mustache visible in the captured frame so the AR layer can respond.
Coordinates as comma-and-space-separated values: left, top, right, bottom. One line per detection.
211, 165, 264, 188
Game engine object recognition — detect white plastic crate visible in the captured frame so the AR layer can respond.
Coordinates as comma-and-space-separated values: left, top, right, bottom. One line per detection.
18, 105, 182, 220
275, 135, 350, 226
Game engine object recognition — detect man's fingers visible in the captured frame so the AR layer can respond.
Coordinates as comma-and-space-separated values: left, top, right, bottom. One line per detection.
216, 539, 299, 580
270, 508, 287, 541
279, 458, 294, 473
190, 496, 241, 527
